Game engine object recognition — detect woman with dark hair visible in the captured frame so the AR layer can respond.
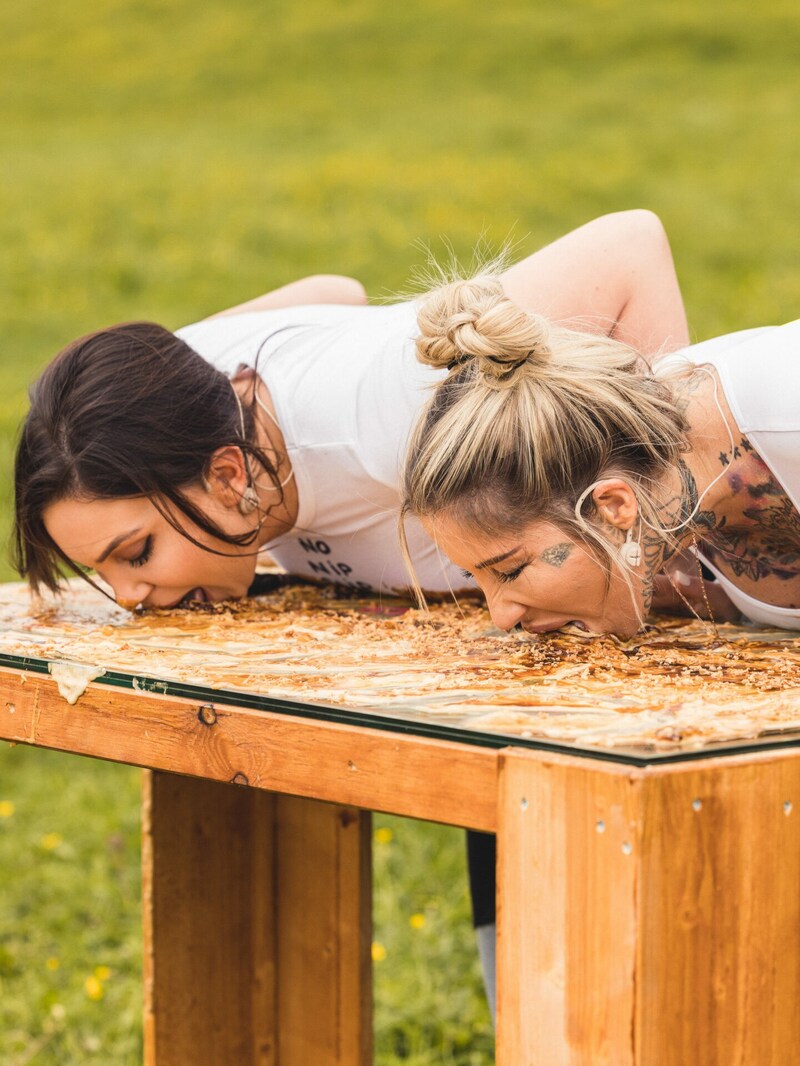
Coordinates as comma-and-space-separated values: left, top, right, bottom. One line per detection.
15, 210, 689, 610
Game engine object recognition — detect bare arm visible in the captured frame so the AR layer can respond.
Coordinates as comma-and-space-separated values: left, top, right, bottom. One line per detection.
500, 210, 689, 357
208, 274, 368, 318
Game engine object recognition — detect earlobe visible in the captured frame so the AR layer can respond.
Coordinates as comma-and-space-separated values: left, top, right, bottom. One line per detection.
590, 478, 640, 531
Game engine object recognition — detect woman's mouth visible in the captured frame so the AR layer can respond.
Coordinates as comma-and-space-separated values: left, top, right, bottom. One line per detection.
522, 619, 588, 634
180, 587, 209, 606
152, 588, 212, 610
521, 619, 602, 637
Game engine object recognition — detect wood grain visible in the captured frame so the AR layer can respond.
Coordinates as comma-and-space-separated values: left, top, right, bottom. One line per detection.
496, 751, 640, 1066
143, 772, 371, 1066
9, 655, 800, 1063
273, 796, 372, 1064
142, 771, 278, 1065
636, 751, 800, 1066
496, 747, 800, 1066
0, 668, 498, 830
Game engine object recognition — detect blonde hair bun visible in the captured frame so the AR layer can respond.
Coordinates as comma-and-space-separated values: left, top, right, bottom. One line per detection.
416, 274, 551, 384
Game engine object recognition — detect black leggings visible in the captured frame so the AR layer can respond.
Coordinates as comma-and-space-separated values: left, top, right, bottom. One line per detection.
466, 829, 496, 927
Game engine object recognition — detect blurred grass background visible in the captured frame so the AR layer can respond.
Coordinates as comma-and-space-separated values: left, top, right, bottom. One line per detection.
1, 0, 799, 1060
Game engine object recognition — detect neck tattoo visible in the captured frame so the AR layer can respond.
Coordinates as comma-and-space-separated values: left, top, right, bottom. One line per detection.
677, 459, 716, 534
639, 460, 707, 617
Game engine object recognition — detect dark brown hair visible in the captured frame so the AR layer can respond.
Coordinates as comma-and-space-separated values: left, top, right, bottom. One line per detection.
14, 322, 282, 593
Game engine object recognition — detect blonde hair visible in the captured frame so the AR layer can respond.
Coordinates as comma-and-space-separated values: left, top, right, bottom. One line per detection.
401, 271, 690, 601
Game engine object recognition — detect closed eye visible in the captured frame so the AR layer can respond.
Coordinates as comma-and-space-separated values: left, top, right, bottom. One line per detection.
128, 535, 153, 568
460, 568, 473, 580
495, 563, 528, 584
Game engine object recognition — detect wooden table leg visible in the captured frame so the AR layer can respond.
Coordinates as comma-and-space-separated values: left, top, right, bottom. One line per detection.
495, 752, 639, 1066
495, 749, 800, 1066
142, 771, 372, 1066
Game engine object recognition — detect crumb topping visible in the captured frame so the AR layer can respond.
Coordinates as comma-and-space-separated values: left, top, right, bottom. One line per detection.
2, 582, 799, 752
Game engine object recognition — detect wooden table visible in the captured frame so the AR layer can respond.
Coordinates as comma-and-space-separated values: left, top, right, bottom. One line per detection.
1, 591, 799, 1065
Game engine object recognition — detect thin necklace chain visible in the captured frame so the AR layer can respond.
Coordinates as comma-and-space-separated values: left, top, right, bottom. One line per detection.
664, 531, 721, 641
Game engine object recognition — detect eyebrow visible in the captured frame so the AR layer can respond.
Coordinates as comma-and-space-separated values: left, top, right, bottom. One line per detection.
94, 528, 143, 566
475, 546, 523, 571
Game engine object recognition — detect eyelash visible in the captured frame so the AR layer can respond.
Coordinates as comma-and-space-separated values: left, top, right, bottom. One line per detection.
496, 564, 528, 584
461, 563, 529, 584
129, 536, 153, 568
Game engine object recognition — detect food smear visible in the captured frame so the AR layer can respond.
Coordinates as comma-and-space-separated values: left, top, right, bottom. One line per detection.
0, 582, 799, 751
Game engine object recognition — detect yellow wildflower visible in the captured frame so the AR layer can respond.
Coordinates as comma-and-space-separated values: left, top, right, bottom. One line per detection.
46, 957, 60, 971
371, 942, 387, 962
40, 832, 62, 850
84, 975, 104, 1001
0, 801, 14, 818
409, 913, 426, 930
374, 827, 393, 845
94, 965, 112, 981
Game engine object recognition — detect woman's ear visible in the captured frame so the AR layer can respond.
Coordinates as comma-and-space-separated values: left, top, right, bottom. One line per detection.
590, 478, 639, 531
202, 446, 251, 509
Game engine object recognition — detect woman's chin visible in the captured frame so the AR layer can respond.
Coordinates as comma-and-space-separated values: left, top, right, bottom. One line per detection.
597, 608, 644, 640
599, 583, 648, 639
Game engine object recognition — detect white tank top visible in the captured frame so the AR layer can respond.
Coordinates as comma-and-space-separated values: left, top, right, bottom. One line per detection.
659, 321, 800, 629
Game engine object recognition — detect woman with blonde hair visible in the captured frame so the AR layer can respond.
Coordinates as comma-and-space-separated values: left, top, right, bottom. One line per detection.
402, 273, 800, 638
401, 273, 800, 1015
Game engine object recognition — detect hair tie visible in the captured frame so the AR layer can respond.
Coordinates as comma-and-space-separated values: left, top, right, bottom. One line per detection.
485, 352, 530, 373
446, 352, 472, 372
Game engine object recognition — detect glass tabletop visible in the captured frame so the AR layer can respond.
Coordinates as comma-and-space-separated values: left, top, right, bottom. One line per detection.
0, 579, 799, 766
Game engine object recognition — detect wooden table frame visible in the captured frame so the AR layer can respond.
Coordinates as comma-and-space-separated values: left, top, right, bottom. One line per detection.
2, 663, 799, 1065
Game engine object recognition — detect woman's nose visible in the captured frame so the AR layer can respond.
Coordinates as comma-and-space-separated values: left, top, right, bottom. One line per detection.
487, 590, 529, 633
111, 575, 153, 609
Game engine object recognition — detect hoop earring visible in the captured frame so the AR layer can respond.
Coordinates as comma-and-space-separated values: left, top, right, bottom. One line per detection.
238, 485, 259, 516
619, 527, 642, 568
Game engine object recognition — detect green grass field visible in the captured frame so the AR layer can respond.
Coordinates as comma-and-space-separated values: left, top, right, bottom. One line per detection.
1, 0, 799, 1060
